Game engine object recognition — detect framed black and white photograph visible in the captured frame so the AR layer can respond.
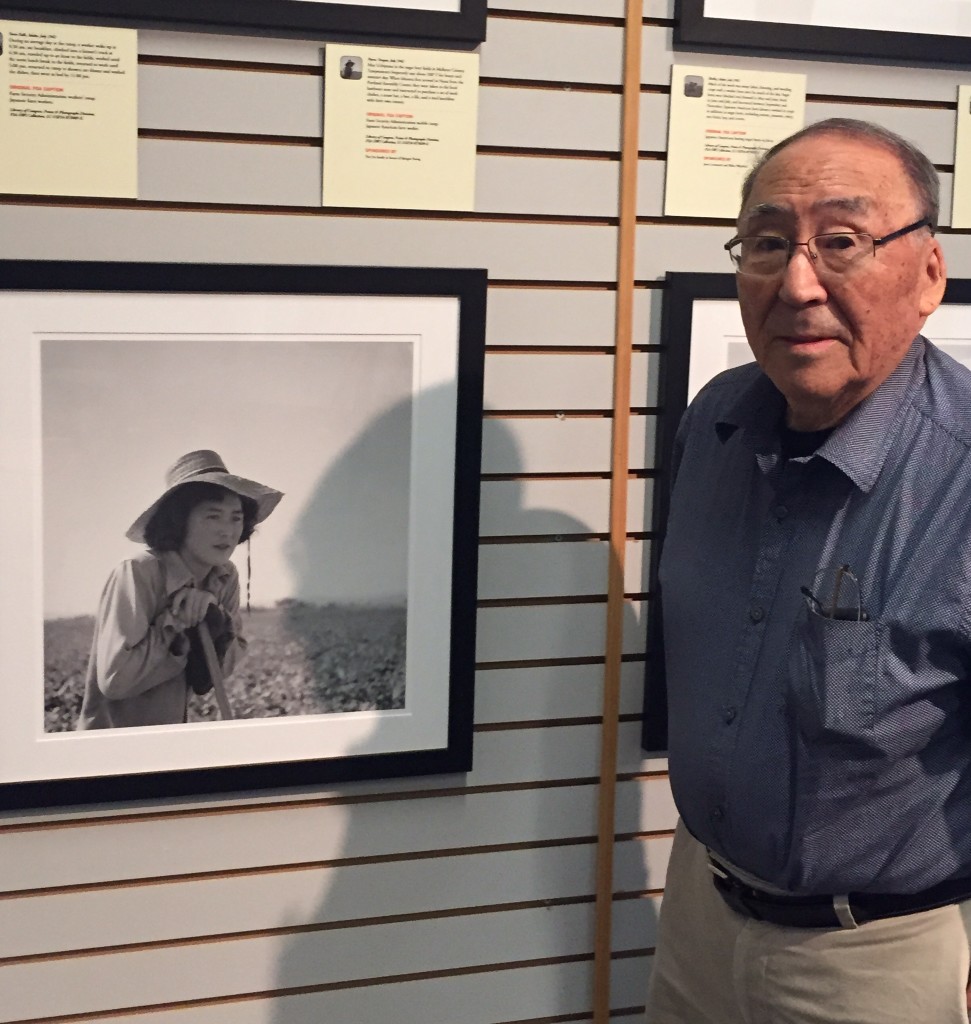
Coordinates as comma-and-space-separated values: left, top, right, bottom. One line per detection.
642, 271, 971, 750
3, 0, 487, 45
676, 0, 971, 67
0, 261, 486, 809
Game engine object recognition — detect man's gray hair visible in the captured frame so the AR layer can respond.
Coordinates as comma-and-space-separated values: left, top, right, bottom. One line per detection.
740, 118, 940, 228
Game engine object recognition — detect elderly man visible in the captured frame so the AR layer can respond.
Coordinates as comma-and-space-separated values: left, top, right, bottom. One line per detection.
645, 118, 971, 1023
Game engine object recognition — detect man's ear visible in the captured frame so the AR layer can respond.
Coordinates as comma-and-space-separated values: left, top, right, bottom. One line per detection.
918, 238, 947, 318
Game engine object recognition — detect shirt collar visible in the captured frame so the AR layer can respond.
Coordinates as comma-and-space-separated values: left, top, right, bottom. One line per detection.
818, 338, 924, 492
156, 549, 232, 595
715, 336, 925, 493
716, 371, 786, 450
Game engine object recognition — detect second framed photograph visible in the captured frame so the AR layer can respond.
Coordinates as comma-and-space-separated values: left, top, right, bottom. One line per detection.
676, 0, 971, 66
0, 261, 486, 809
642, 272, 971, 750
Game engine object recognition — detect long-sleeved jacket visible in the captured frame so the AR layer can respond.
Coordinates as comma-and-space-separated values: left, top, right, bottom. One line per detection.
76, 549, 245, 729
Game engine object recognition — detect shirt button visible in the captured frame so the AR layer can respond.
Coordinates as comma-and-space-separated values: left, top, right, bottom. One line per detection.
723, 706, 737, 724
749, 605, 764, 623
712, 806, 725, 822
775, 505, 789, 520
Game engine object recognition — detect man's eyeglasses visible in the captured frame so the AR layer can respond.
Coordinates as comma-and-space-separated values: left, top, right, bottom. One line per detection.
801, 564, 869, 622
724, 217, 933, 277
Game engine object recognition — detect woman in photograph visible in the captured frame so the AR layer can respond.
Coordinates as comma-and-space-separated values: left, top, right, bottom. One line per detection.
76, 450, 283, 730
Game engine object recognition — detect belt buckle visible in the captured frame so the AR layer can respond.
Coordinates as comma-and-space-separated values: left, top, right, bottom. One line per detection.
709, 860, 764, 921
735, 886, 764, 921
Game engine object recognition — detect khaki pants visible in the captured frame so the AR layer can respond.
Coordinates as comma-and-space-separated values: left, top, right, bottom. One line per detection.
646, 821, 971, 1024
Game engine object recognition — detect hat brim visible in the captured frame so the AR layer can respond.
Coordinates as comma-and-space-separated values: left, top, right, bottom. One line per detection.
126, 472, 283, 544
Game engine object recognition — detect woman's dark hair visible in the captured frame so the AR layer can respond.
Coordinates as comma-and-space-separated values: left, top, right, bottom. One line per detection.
143, 482, 259, 552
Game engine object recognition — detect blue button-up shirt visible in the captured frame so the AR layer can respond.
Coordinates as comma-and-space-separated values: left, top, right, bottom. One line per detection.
660, 336, 971, 895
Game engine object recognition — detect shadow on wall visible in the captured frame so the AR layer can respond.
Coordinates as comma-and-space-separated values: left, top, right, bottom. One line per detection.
284, 389, 410, 608
267, 386, 656, 1022
273, 392, 412, 717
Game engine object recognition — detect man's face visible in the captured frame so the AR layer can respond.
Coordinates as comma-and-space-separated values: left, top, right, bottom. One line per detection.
736, 134, 946, 430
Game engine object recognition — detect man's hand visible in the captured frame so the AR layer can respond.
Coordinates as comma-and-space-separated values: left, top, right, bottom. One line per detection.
170, 588, 216, 628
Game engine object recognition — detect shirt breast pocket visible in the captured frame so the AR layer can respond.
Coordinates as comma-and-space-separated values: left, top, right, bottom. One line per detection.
788, 609, 881, 745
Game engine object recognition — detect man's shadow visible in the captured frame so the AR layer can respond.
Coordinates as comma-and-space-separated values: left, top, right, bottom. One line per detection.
268, 386, 656, 1020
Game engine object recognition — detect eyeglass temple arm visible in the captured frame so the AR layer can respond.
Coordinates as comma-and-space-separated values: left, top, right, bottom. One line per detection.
873, 217, 934, 247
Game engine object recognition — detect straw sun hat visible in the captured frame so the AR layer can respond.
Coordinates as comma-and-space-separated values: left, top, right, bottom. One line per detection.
126, 450, 283, 544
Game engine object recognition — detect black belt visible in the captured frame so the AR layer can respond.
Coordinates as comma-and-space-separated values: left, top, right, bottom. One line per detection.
708, 857, 971, 930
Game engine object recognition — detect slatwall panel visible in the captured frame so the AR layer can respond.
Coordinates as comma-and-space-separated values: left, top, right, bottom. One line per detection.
1, 1, 955, 1021
0, 4, 655, 1024
624, 5, 971, 1022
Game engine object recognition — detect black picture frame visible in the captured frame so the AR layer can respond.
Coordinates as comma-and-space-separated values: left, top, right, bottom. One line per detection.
642, 272, 736, 751
0, 261, 487, 809
0, 0, 487, 45
641, 271, 971, 751
676, 0, 969, 67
